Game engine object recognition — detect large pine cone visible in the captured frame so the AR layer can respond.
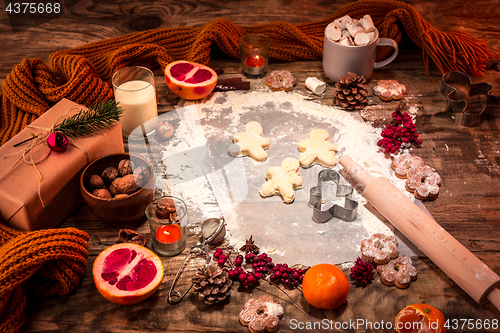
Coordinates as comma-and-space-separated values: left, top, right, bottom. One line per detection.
334, 72, 368, 110
192, 265, 233, 305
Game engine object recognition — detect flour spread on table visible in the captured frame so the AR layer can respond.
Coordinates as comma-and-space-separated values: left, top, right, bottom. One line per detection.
154, 88, 417, 265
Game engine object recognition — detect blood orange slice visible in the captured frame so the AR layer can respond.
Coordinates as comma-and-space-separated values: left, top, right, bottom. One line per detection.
93, 243, 164, 305
164, 60, 218, 100
395, 303, 446, 333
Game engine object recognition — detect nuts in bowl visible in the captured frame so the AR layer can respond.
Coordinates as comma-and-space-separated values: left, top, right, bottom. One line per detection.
80, 153, 155, 222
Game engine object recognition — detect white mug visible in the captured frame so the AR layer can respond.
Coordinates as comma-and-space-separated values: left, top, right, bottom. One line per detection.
322, 28, 398, 82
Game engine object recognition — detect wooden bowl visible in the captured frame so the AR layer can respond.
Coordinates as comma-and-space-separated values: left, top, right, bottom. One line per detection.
80, 153, 155, 222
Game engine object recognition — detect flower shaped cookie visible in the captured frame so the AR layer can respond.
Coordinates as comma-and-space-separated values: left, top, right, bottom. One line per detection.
239, 295, 283, 333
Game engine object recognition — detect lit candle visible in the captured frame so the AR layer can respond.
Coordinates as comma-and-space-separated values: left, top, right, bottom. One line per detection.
156, 224, 182, 244
245, 55, 266, 68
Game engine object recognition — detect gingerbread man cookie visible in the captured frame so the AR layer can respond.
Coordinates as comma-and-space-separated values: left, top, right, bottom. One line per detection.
297, 129, 338, 168
239, 295, 283, 333
230, 121, 270, 162
373, 79, 406, 101
259, 157, 302, 203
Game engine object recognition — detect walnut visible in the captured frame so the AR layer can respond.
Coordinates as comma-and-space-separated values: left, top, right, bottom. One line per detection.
156, 197, 178, 221
114, 194, 129, 199
109, 177, 121, 196
101, 167, 119, 184
133, 166, 151, 187
118, 159, 134, 177
88, 174, 105, 189
118, 229, 147, 246
114, 174, 140, 194
92, 188, 112, 199
156, 120, 174, 141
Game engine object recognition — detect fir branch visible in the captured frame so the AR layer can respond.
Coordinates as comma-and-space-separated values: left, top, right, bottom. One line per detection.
57, 99, 123, 137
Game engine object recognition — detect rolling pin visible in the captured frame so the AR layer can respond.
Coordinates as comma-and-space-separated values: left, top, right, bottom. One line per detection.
339, 155, 500, 310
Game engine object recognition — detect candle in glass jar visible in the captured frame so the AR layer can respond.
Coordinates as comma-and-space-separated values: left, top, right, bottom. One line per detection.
156, 224, 182, 244
239, 34, 270, 77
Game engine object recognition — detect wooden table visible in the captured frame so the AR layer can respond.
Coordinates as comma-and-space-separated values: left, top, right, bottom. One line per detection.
1, 0, 500, 332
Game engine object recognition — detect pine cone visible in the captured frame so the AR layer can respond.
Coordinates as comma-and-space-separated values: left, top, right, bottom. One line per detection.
192, 265, 233, 305
334, 72, 368, 110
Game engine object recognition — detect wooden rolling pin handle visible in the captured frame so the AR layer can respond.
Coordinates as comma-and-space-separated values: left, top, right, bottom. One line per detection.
339, 155, 500, 310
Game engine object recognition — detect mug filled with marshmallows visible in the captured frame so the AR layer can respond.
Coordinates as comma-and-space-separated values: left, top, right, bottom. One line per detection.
322, 14, 399, 82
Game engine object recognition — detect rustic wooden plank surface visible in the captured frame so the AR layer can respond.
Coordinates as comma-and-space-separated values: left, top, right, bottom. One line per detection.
1, 0, 500, 332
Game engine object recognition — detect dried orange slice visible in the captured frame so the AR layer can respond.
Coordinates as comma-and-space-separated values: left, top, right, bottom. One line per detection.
302, 263, 349, 310
164, 60, 217, 100
395, 303, 446, 333
93, 243, 164, 305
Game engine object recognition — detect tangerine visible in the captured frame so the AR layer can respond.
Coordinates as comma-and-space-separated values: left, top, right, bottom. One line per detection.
302, 263, 349, 310
395, 303, 446, 333
164, 60, 217, 100
93, 243, 164, 305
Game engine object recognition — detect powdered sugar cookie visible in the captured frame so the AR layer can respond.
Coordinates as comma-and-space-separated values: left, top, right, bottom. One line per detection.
405, 165, 441, 200
360, 233, 399, 264
260, 157, 302, 203
265, 70, 297, 91
377, 255, 418, 289
239, 295, 283, 333
297, 129, 338, 168
391, 153, 424, 179
231, 121, 270, 162
373, 80, 406, 101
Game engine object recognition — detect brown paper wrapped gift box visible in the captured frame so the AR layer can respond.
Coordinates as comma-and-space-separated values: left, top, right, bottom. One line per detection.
0, 99, 124, 230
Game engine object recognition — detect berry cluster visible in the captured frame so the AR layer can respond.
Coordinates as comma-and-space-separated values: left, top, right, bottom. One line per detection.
213, 247, 305, 289
377, 105, 422, 154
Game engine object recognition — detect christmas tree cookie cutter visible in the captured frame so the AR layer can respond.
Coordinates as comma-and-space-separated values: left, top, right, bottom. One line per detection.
441, 71, 500, 127
308, 169, 358, 222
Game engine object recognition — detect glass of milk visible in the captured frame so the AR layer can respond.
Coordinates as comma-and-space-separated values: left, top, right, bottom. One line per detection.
112, 66, 158, 139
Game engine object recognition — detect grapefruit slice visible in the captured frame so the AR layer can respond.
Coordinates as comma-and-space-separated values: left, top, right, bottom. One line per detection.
93, 243, 164, 305
395, 303, 446, 333
164, 60, 217, 100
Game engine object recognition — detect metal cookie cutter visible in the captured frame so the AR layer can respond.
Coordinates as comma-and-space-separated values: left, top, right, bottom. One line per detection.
441, 71, 500, 127
308, 169, 358, 222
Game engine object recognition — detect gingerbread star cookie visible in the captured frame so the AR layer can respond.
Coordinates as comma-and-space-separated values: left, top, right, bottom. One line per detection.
230, 121, 270, 162
297, 129, 338, 168
260, 157, 302, 203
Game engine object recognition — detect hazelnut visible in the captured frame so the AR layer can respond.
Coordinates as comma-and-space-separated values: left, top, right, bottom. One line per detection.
92, 188, 112, 199
156, 198, 178, 221
114, 174, 140, 194
88, 174, 105, 189
156, 120, 174, 141
133, 166, 151, 187
109, 177, 121, 196
101, 167, 119, 184
118, 159, 134, 177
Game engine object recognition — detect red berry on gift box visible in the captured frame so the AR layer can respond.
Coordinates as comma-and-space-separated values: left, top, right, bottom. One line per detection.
47, 132, 68, 152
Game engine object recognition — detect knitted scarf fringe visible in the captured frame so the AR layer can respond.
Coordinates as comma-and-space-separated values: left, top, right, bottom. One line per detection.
0, 0, 498, 145
0, 223, 89, 333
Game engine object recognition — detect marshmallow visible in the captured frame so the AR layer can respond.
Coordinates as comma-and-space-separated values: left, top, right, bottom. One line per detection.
354, 32, 370, 46
338, 36, 353, 46
367, 31, 377, 42
333, 15, 352, 30
305, 77, 326, 95
325, 23, 342, 42
359, 15, 376, 33
346, 20, 364, 38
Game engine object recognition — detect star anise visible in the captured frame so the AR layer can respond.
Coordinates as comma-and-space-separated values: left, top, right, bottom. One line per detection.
239, 235, 259, 254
